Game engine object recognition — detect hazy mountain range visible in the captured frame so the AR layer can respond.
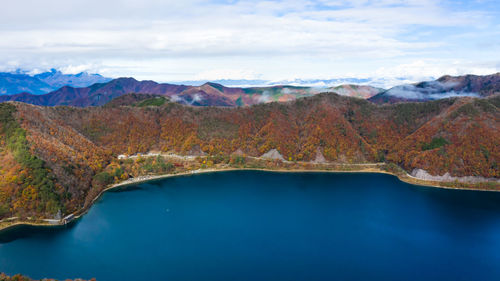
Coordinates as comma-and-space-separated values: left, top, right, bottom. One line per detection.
0, 69, 111, 95
0, 77, 384, 107
172, 76, 420, 89
0, 70, 415, 96
0, 71, 498, 107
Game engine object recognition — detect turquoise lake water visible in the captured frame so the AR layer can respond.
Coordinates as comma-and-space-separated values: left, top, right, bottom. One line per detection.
1, 171, 500, 281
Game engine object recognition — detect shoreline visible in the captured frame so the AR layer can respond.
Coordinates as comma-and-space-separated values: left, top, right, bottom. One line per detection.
1, 166, 499, 234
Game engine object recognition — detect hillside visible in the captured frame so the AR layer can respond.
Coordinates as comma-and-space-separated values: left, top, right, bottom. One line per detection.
369, 73, 500, 104
0, 93, 498, 221
104, 93, 168, 107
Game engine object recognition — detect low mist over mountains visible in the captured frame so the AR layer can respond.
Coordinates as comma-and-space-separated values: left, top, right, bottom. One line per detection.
0, 77, 383, 107
369, 73, 500, 104
0, 72, 498, 107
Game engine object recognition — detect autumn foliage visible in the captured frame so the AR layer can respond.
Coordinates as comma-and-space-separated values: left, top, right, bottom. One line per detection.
0, 93, 498, 219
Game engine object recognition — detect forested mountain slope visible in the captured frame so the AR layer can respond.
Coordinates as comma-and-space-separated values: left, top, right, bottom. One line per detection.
0, 93, 498, 220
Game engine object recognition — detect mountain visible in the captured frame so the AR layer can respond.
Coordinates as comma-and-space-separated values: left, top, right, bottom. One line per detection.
266, 77, 416, 89
172, 79, 269, 87
0, 78, 383, 107
0, 93, 498, 220
34, 69, 111, 89
0, 70, 111, 96
328, 85, 383, 99
5, 72, 497, 106
0, 78, 184, 106
0, 72, 54, 95
174, 76, 425, 89
369, 73, 500, 104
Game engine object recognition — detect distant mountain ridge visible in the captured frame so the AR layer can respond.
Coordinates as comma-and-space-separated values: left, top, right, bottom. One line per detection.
34, 69, 112, 89
0, 69, 111, 96
0, 77, 383, 107
173, 76, 423, 89
0, 72, 498, 107
0, 72, 54, 95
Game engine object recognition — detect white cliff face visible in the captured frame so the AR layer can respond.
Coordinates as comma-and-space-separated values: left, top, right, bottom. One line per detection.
411, 169, 500, 184
261, 149, 286, 161
312, 148, 327, 164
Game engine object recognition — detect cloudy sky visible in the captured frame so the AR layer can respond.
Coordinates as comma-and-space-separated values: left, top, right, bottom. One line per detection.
1, 0, 499, 82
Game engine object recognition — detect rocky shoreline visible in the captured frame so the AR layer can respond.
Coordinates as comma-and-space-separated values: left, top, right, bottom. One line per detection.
411, 169, 500, 184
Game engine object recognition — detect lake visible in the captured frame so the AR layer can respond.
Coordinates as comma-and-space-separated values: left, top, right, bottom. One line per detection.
1, 171, 500, 281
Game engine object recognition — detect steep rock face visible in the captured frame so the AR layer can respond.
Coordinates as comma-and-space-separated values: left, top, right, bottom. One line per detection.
261, 149, 286, 161
369, 73, 500, 104
311, 148, 327, 163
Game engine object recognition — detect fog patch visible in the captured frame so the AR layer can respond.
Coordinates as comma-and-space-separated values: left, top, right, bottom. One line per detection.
170, 93, 204, 105
385, 81, 478, 100
438, 80, 459, 88
428, 91, 478, 99
258, 90, 271, 103
170, 95, 182, 102
281, 88, 292, 95
332, 87, 350, 96
192, 93, 203, 103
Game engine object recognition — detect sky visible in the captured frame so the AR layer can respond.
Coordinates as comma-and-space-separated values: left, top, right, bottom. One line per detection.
0, 0, 499, 83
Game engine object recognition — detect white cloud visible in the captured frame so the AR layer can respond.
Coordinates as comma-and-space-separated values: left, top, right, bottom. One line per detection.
258, 91, 272, 103
385, 82, 480, 100
59, 64, 104, 75
0, 0, 498, 80
375, 60, 499, 80
194, 69, 261, 80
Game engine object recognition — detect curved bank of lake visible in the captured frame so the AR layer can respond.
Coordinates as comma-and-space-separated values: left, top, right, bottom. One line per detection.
1, 171, 500, 281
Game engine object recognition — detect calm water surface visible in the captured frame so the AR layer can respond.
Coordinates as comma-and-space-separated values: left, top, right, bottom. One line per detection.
1, 171, 500, 281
